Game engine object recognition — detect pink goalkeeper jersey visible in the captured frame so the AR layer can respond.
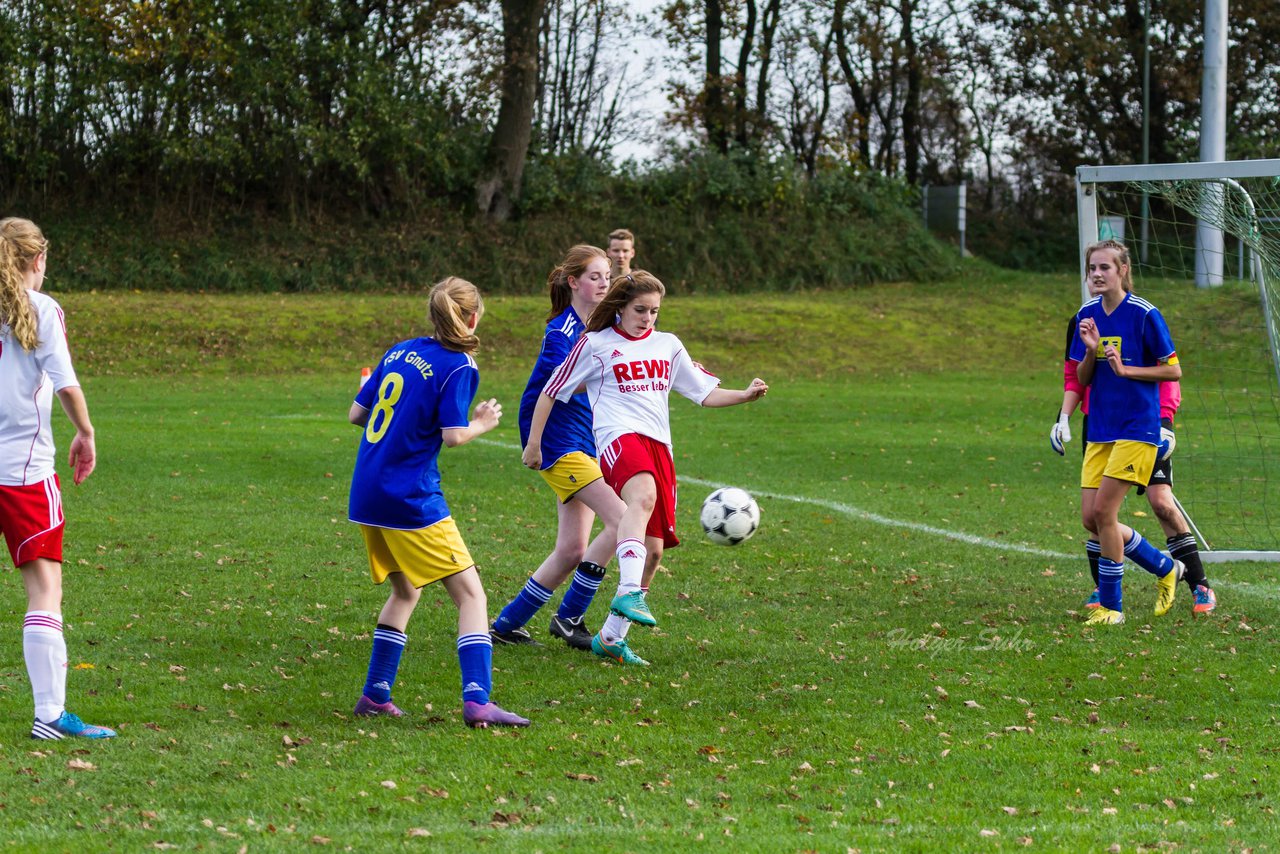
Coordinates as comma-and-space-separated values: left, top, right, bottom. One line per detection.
0, 290, 80, 486
543, 325, 720, 451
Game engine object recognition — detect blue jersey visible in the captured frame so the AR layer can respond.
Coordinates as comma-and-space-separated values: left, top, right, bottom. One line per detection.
1068, 293, 1178, 445
518, 307, 596, 469
348, 338, 478, 530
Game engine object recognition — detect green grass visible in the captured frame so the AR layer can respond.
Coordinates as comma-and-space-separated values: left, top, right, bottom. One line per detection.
3, 274, 1279, 850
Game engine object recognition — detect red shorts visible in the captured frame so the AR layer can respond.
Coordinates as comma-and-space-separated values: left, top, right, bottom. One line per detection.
0, 476, 66, 567
601, 433, 680, 548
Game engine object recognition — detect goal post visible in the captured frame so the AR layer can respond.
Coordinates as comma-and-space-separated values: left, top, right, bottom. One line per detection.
1075, 159, 1280, 563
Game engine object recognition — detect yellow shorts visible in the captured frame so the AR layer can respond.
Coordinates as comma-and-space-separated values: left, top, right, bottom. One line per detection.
1081, 440, 1156, 489
539, 451, 605, 503
360, 519, 474, 588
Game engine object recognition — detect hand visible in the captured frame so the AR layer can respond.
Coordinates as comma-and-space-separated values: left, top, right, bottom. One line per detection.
744, 378, 769, 401
1049, 414, 1071, 455
68, 432, 96, 484
472, 398, 502, 435
1104, 345, 1127, 377
1158, 426, 1176, 461
1078, 318, 1099, 353
521, 443, 543, 470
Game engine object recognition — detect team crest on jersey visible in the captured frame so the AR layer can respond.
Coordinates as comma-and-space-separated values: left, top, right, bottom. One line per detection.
1097, 336, 1122, 359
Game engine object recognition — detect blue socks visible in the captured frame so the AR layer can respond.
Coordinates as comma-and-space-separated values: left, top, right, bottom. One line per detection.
457, 633, 492, 705
1098, 558, 1124, 611
1123, 529, 1175, 576
492, 578, 553, 634
363, 625, 407, 703
557, 561, 607, 620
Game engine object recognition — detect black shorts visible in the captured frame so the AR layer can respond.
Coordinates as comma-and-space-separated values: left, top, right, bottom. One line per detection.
1081, 414, 1173, 493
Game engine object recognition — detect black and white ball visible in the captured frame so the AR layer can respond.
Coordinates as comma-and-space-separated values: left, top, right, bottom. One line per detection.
700, 487, 761, 546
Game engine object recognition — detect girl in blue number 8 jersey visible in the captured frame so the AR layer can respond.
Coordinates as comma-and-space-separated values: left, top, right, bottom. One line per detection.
1069, 240, 1186, 626
348, 277, 529, 728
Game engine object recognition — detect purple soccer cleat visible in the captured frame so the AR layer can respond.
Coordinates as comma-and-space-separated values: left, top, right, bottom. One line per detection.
354, 695, 404, 718
463, 701, 530, 729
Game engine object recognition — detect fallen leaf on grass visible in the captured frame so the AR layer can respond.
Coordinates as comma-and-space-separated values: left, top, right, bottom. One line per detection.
406, 828, 431, 838
67, 759, 96, 771
566, 773, 598, 782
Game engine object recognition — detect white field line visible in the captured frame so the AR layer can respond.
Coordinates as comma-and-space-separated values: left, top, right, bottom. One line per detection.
478, 438, 1076, 561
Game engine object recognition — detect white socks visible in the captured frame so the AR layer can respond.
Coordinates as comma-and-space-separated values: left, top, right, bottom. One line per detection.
616, 538, 646, 593
24, 611, 67, 723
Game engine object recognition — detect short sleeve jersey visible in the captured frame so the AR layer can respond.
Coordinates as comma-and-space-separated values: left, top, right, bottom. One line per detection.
0, 290, 80, 486
518, 307, 596, 469
542, 325, 720, 451
348, 338, 477, 530
1068, 293, 1178, 445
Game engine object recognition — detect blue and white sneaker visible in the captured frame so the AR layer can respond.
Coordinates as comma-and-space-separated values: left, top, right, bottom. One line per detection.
31, 711, 117, 740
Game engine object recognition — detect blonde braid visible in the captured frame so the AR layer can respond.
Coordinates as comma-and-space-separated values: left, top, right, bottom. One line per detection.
0, 218, 44, 351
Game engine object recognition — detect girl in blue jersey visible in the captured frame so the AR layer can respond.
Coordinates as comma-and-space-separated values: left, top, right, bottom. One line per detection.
1068, 239, 1185, 625
348, 277, 529, 728
491, 245, 627, 650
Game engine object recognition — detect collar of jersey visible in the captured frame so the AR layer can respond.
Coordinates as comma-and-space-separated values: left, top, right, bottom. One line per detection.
612, 325, 654, 342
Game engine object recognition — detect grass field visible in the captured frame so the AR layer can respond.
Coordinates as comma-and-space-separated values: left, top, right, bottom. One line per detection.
3, 269, 1279, 850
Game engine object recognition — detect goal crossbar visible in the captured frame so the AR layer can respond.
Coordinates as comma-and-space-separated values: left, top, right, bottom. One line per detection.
1078, 159, 1280, 184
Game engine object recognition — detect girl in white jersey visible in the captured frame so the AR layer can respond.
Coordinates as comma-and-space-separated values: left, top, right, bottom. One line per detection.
523, 271, 768, 665
0, 218, 114, 740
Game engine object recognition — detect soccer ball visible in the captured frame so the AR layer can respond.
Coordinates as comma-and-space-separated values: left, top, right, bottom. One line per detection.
700, 487, 761, 546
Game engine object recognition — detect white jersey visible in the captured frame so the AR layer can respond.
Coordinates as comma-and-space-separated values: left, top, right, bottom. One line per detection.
543, 325, 720, 451
0, 290, 79, 486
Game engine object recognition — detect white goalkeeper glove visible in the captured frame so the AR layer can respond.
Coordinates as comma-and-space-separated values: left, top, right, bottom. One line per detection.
1158, 425, 1176, 461
1049, 413, 1071, 456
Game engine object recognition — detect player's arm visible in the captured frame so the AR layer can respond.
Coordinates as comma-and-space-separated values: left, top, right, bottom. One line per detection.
1156, 380, 1180, 460
521, 393, 555, 469
1050, 361, 1083, 455
55, 385, 96, 485
1075, 318, 1100, 385
349, 402, 370, 427
1104, 355, 1181, 382
702, 378, 769, 408
443, 398, 502, 448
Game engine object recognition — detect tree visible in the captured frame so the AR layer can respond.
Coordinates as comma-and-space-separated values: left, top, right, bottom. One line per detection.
477, 0, 550, 220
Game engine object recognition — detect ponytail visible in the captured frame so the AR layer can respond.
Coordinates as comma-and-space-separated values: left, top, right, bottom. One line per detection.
429, 276, 483, 353
0, 217, 46, 352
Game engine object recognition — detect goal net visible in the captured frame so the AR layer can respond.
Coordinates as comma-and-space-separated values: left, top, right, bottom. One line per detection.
1076, 159, 1280, 563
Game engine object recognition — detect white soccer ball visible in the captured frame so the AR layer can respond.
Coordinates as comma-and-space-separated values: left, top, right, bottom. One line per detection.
700, 487, 761, 546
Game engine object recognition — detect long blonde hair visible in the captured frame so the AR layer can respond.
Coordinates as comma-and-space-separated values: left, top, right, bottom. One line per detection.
546, 244, 607, 321
586, 270, 665, 332
429, 276, 483, 353
0, 217, 47, 351
1085, 238, 1134, 293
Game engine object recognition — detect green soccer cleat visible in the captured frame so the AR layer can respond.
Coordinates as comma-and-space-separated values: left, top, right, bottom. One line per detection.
591, 633, 650, 666
609, 590, 657, 626
1085, 606, 1125, 626
1154, 559, 1186, 617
